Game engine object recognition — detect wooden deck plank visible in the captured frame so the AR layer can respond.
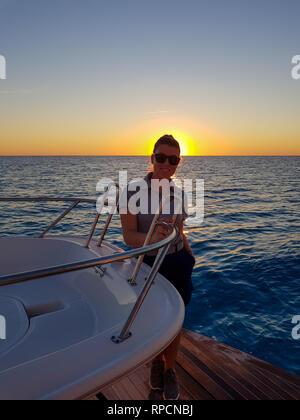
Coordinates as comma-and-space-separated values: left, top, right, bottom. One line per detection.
174, 363, 215, 400
92, 329, 299, 401
182, 331, 289, 400
181, 335, 262, 400
114, 376, 146, 400
242, 364, 297, 401
111, 377, 140, 400
177, 346, 234, 400
101, 386, 120, 400
180, 342, 265, 400
174, 381, 195, 401
110, 383, 132, 400
255, 368, 300, 399
179, 344, 245, 400
127, 372, 150, 400
187, 337, 287, 400
185, 330, 300, 387
183, 329, 300, 400
248, 357, 300, 387
180, 333, 260, 400
249, 362, 300, 398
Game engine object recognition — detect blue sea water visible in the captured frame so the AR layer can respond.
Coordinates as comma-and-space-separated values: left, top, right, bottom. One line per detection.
0, 156, 299, 377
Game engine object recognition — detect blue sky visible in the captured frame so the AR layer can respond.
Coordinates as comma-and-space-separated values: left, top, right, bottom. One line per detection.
0, 0, 299, 155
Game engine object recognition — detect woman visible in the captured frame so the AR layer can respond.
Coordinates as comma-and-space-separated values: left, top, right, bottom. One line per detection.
120, 134, 195, 400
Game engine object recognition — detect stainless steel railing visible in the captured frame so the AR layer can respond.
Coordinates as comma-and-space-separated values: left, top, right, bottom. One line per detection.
0, 192, 183, 343
0, 196, 96, 239
86, 182, 120, 248
0, 226, 176, 287
128, 193, 183, 286
0, 188, 120, 246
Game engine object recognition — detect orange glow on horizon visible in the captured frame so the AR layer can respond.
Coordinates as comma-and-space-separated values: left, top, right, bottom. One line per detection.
147, 131, 196, 156
0, 114, 299, 156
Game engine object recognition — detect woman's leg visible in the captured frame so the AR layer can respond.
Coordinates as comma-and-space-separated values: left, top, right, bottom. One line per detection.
161, 332, 181, 400
163, 331, 181, 371
154, 331, 181, 368
153, 331, 181, 370
154, 352, 165, 361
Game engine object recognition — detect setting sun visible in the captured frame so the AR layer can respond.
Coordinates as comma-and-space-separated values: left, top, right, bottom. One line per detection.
170, 131, 196, 156
147, 132, 196, 157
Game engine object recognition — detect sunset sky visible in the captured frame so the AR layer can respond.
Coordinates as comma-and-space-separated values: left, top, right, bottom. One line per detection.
0, 0, 299, 156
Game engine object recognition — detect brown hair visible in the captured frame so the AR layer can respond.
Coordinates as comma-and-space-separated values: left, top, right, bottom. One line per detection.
153, 134, 181, 154
147, 134, 182, 173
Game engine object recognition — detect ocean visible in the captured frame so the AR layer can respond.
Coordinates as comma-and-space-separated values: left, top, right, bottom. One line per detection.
0, 156, 299, 377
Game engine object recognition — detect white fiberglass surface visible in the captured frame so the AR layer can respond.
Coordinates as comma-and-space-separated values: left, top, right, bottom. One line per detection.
0, 237, 99, 276
0, 237, 139, 371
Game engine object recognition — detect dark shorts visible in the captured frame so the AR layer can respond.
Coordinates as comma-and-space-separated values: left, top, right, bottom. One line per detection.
143, 247, 196, 306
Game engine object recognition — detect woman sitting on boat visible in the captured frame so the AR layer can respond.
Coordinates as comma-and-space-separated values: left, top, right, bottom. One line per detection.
120, 134, 196, 400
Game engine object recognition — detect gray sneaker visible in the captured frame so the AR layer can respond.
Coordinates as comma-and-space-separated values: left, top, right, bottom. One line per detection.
149, 359, 165, 391
163, 369, 180, 400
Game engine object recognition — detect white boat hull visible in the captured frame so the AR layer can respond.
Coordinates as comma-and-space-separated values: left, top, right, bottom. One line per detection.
0, 236, 185, 400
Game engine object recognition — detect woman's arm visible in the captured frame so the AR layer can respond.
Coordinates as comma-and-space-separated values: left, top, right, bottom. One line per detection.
179, 220, 195, 259
120, 213, 169, 248
120, 213, 148, 248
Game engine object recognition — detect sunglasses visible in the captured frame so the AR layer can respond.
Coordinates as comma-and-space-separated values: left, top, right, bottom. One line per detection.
154, 153, 181, 166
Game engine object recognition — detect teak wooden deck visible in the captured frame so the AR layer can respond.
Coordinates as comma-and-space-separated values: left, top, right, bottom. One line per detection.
93, 329, 300, 401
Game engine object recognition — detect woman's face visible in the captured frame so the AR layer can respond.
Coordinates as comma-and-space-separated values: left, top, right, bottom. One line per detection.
151, 144, 181, 180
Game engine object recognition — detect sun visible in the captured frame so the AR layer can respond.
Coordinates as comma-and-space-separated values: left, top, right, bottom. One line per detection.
177, 137, 190, 156
147, 132, 196, 156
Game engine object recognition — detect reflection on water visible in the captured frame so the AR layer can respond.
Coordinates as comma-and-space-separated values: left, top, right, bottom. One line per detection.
0, 156, 299, 377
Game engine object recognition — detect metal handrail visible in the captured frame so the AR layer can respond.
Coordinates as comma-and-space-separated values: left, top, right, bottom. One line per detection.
0, 191, 120, 246
0, 194, 182, 343
0, 197, 96, 239
0, 197, 95, 203
128, 192, 183, 286
86, 183, 120, 249
112, 192, 184, 343
40, 200, 81, 238
0, 225, 176, 287
112, 233, 173, 343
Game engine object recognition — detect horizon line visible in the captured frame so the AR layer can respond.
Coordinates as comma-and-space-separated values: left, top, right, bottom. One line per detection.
0, 154, 299, 158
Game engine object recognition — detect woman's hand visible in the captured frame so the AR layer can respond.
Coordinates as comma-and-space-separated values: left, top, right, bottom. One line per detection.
150, 226, 168, 244
150, 218, 173, 244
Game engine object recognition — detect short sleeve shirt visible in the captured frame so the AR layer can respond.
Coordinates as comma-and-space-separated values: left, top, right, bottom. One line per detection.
118, 172, 188, 256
